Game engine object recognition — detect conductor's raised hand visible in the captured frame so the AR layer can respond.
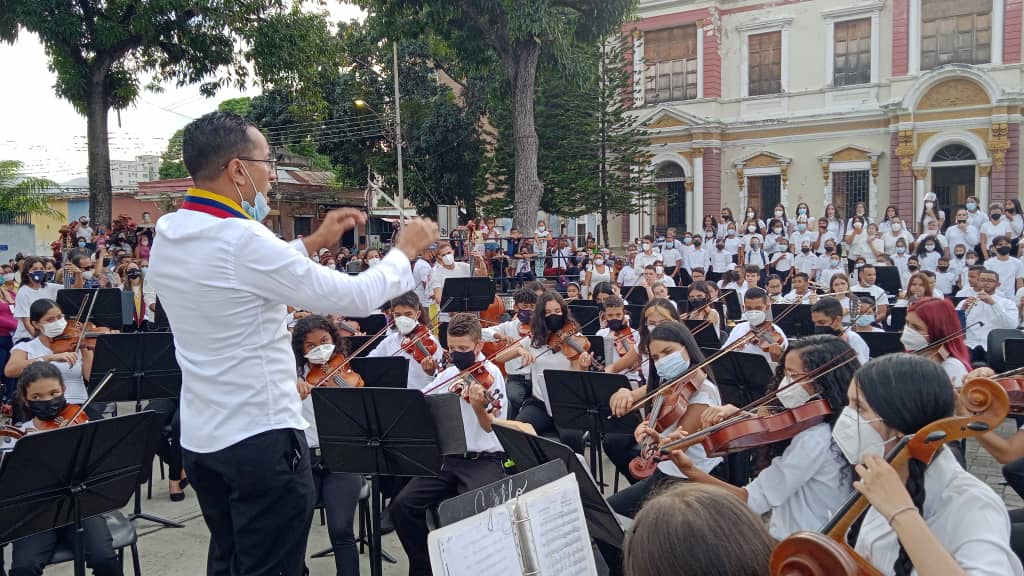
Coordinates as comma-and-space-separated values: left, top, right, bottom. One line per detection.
396, 218, 440, 259
304, 208, 367, 255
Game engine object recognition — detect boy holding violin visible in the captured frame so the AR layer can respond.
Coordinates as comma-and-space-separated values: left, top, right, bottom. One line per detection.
391, 313, 508, 576
597, 295, 641, 381
367, 291, 445, 391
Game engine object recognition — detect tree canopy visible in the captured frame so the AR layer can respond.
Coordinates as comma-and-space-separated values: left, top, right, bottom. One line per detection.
0, 160, 62, 219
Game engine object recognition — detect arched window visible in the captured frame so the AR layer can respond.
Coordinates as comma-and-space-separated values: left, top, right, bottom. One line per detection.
653, 162, 686, 181
932, 144, 976, 163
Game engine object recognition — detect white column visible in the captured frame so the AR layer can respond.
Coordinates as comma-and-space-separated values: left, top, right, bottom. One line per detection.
868, 174, 879, 220
824, 171, 832, 212
913, 166, 927, 218
693, 154, 704, 233
979, 162, 992, 209
870, 12, 880, 83
697, 23, 705, 99
993, 0, 1005, 65
908, 0, 921, 74
781, 28, 790, 92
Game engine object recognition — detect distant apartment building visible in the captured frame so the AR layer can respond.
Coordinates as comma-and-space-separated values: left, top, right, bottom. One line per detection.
619, 0, 1023, 239
110, 154, 161, 190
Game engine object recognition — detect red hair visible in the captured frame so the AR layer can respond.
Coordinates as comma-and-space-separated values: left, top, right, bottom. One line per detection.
908, 297, 971, 371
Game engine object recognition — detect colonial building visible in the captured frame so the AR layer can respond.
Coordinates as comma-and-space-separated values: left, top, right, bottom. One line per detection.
620, 0, 1023, 239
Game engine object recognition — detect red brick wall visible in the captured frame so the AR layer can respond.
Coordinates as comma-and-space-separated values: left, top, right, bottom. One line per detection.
1006, 0, 1023, 64
889, 133, 916, 217
991, 123, 1021, 202
892, 0, 910, 76
703, 149, 722, 215
703, 28, 722, 99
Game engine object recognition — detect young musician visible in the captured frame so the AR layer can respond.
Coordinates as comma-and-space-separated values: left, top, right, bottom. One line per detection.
391, 314, 507, 576
12, 257, 61, 343
901, 297, 971, 389
958, 269, 1018, 363
118, 260, 155, 332
607, 321, 723, 518
4, 299, 96, 417
683, 282, 721, 338
490, 289, 537, 418
623, 483, 774, 576
722, 287, 788, 365
838, 354, 1023, 575
8, 362, 123, 576
851, 264, 890, 324
291, 315, 363, 576
783, 272, 817, 304
598, 296, 641, 381
367, 291, 444, 391
666, 335, 858, 539
810, 297, 870, 365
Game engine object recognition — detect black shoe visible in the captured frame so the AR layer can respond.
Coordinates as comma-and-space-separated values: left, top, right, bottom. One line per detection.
170, 491, 185, 502
179, 477, 190, 490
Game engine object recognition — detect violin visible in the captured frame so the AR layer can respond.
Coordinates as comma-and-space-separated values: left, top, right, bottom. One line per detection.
750, 322, 783, 352
447, 362, 504, 414
546, 319, 591, 362
400, 324, 439, 364
628, 371, 703, 479
1, 425, 24, 440
36, 403, 90, 431
307, 353, 365, 388
613, 325, 636, 358
770, 377, 1009, 576
50, 320, 113, 353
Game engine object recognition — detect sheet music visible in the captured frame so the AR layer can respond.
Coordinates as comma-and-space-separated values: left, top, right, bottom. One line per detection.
521, 475, 598, 576
428, 504, 523, 576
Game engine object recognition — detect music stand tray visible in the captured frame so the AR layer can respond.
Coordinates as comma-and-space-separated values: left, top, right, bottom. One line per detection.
312, 387, 461, 576
88, 333, 183, 529
859, 332, 904, 359
440, 277, 496, 313
772, 304, 813, 338
349, 357, 409, 389
57, 288, 124, 330
0, 413, 162, 576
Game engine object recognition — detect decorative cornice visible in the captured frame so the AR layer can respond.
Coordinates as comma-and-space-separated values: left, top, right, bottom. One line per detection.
821, 2, 884, 21
736, 17, 793, 33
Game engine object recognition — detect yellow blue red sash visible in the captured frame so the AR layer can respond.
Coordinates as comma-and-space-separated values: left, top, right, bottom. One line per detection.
180, 188, 255, 221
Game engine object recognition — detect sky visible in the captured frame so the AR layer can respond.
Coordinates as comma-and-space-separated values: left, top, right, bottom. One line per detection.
0, 3, 364, 184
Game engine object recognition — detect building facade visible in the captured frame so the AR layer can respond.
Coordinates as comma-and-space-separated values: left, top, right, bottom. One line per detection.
620, 0, 1023, 239
110, 155, 162, 190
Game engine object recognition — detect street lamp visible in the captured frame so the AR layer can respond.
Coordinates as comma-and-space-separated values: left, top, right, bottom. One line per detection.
353, 43, 405, 229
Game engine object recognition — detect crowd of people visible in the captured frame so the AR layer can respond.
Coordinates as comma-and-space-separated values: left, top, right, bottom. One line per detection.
2, 109, 1024, 576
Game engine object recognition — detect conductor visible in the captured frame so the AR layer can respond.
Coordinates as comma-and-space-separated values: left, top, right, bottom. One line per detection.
148, 111, 438, 576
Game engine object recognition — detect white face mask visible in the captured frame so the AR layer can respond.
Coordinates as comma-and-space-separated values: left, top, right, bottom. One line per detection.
2, 272, 13, 283
394, 315, 419, 335
892, 223, 901, 232
642, 243, 651, 252
900, 326, 929, 352
743, 309, 766, 326
655, 266, 664, 275
304, 343, 335, 365
81, 270, 94, 280
777, 376, 812, 409
42, 318, 68, 338
747, 225, 757, 233
831, 406, 892, 465
594, 258, 604, 266
367, 257, 381, 267
774, 210, 784, 218
441, 253, 455, 266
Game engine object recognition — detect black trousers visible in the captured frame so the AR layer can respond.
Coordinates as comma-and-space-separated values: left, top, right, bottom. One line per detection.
10, 515, 121, 576
391, 454, 506, 576
312, 458, 362, 576
1010, 508, 1024, 565
147, 398, 183, 481
603, 433, 641, 485
516, 397, 585, 453
505, 375, 532, 420
607, 469, 684, 519
1005, 457, 1024, 499
183, 428, 315, 576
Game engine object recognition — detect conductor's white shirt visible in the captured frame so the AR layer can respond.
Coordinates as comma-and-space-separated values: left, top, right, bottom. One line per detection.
149, 192, 414, 453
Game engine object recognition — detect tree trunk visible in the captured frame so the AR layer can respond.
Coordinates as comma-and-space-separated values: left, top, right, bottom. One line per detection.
509, 39, 542, 235
86, 68, 112, 228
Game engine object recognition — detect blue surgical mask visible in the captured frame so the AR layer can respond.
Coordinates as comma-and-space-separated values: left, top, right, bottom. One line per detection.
896, 246, 906, 254
655, 350, 690, 381
237, 163, 271, 222
856, 314, 874, 327
966, 202, 977, 211
797, 223, 807, 232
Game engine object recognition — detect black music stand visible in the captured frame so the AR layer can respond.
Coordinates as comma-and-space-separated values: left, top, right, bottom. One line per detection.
89, 333, 183, 529
874, 266, 901, 298
312, 388, 463, 576
625, 304, 645, 327
887, 306, 908, 331
346, 314, 389, 336
345, 335, 384, 357
684, 319, 721, 350
772, 304, 813, 337
349, 357, 409, 388
544, 370, 642, 489
722, 289, 742, 321
667, 286, 690, 302
439, 277, 496, 314
0, 412, 162, 576
585, 336, 607, 369
492, 423, 628, 553
152, 297, 170, 332
620, 285, 649, 306
569, 305, 602, 336
860, 332, 904, 358
57, 288, 123, 330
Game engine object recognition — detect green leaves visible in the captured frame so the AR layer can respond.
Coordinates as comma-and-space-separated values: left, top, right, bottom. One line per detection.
0, 160, 63, 219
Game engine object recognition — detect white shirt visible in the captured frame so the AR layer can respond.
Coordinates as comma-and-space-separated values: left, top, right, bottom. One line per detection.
12, 283, 60, 341
782, 290, 815, 304
368, 330, 444, 391
747, 422, 852, 540
586, 264, 612, 295
413, 258, 433, 307
633, 251, 660, 271
12, 338, 88, 404
855, 449, 1024, 576
934, 270, 958, 296
660, 246, 681, 268
959, 293, 1018, 348
493, 319, 532, 376
843, 328, 870, 366
685, 248, 710, 273
941, 355, 969, 389
966, 208, 988, 230
427, 358, 506, 453
709, 250, 734, 273
882, 230, 915, 254
771, 251, 794, 273
985, 257, 1024, 298
722, 322, 789, 367
526, 342, 571, 412
617, 265, 639, 287
793, 252, 818, 277
945, 225, 980, 251
148, 207, 414, 453
597, 327, 640, 381
429, 262, 471, 322
653, 274, 676, 287
656, 379, 723, 479
981, 220, 1013, 244
851, 284, 889, 307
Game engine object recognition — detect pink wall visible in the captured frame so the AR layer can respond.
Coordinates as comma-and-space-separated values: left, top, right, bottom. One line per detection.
892, 0, 909, 76
1006, 0, 1023, 64
703, 149, 722, 214
111, 196, 168, 226
889, 133, 915, 217
703, 28, 722, 99
991, 123, 1021, 203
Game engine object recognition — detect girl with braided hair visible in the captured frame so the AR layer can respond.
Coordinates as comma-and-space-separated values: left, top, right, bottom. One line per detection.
842, 354, 1022, 575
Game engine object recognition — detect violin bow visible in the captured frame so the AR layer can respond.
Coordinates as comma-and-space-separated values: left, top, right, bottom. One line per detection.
60, 369, 117, 427
72, 290, 101, 353
993, 366, 1024, 379
910, 321, 980, 357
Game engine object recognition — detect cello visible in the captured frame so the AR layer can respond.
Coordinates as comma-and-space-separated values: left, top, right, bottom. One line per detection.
769, 377, 1009, 576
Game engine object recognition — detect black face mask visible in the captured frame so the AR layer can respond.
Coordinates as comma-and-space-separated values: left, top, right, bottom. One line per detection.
607, 318, 626, 331
955, 253, 965, 259
801, 247, 811, 254
908, 265, 919, 272
545, 314, 566, 332
689, 299, 707, 308
29, 271, 46, 284
450, 350, 477, 371
126, 269, 141, 280
992, 213, 1003, 221
27, 395, 67, 421
825, 246, 835, 254
938, 265, 950, 272
813, 325, 841, 337
997, 245, 1012, 256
